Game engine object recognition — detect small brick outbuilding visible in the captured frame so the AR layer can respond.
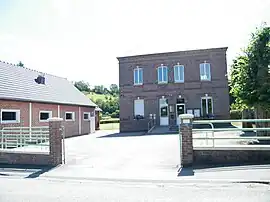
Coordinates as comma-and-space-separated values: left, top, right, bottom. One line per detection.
0, 61, 97, 138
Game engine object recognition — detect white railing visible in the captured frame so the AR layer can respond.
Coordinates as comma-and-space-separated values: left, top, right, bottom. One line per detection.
0, 126, 49, 153
192, 119, 270, 148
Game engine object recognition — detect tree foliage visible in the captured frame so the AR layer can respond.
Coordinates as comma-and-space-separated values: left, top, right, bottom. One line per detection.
73, 81, 120, 116
74, 80, 91, 92
230, 24, 270, 111
17, 61, 24, 67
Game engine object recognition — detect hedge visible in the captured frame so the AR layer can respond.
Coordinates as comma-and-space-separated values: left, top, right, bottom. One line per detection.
100, 118, 120, 124
230, 110, 242, 119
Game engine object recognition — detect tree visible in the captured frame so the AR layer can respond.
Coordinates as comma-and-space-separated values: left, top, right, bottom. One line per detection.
109, 84, 119, 95
17, 61, 24, 67
230, 24, 270, 136
74, 81, 90, 92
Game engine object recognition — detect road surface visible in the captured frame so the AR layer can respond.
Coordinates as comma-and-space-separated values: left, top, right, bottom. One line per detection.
0, 177, 269, 202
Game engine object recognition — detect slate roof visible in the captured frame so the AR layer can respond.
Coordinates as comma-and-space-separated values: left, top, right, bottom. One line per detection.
0, 61, 96, 107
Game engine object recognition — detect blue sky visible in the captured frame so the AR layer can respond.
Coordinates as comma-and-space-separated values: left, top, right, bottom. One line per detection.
0, 0, 269, 87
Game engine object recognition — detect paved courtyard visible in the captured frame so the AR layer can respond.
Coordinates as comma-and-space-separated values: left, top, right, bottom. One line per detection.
42, 130, 181, 180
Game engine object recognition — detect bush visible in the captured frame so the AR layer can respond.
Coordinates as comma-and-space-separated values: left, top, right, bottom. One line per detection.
111, 110, 119, 118
100, 118, 119, 124
230, 110, 242, 119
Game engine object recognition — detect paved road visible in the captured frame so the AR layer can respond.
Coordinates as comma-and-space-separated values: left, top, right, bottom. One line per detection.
0, 177, 269, 202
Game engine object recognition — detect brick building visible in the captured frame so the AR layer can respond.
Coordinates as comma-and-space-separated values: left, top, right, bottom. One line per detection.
118, 47, 230, 132
0, 61, 97, 137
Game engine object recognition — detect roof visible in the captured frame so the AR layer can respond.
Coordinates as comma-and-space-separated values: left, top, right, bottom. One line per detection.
117, 47, 228, 60
95, 107, 102, 112
0, 61, 96, 107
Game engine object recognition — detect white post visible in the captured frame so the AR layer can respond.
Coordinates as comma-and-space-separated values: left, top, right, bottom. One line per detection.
29, 102, 32, 142
79, 107, 81, 135
57, 105, 60, 118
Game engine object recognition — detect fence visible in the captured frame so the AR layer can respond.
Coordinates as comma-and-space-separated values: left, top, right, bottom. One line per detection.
0, 126, 49, 153
192, 119, 270, 148
0, 118, 64, 166
178, 115, 270, 167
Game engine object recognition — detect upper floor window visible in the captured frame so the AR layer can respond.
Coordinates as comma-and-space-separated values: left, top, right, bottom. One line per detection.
200, 62, 211, 81
174, 64, 184, 82
157, 65, 168, 83
134, 67, 143, 85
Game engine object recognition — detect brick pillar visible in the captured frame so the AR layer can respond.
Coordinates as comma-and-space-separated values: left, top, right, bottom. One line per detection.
179, 114, 194, 167
48, 117, 63, 166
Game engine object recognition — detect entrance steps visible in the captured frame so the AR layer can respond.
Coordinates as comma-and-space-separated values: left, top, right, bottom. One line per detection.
145, 126, 178, 135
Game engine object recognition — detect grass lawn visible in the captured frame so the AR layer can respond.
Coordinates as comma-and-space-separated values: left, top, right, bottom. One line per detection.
100, 123, 119, 130
86, 92, 115, 101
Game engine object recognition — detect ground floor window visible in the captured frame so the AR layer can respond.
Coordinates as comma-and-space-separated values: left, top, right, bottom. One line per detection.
39, 111, 52, 122
134, 99, 144, 119
201, 97, 213, 117
83, 112, 90, 120
0, 109, 20, 123
65, 112, 75, 121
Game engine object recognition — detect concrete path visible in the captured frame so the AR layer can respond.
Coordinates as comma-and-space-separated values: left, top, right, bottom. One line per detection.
34, 130, 270, 183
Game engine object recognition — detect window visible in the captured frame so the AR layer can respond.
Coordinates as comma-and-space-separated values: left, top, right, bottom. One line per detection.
134, 67, 143, 85
157, 65, 168, 83
39, 111, 52, 122
134, 99, 144, 119
201, 97, 213, 117
65, 112, 75, 121
174, 64, 184, 82
83, 112, 90, 120
200, 63, 211, 81
0, 109, 20, 123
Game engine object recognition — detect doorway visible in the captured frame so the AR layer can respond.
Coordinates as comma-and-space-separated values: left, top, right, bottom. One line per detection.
159, 98, 169, 125
176, 104, 186, 125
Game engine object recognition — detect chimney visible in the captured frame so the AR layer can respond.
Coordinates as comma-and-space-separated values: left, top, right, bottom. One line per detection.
35, 74, 45, 84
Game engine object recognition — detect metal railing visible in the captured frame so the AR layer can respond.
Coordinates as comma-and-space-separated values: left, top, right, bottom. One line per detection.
0, 126, 49, 153
192, 119, 270, 148
147, 119, 156, 133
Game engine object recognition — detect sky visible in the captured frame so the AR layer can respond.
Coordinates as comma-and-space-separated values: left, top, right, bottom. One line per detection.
0, 0, 269, 87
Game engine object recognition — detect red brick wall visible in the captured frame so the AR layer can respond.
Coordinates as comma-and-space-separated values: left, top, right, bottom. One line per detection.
0, 100, 29, 128
81, 106, 94, 135
32, 103, 58, 127
0, 99, 95, 137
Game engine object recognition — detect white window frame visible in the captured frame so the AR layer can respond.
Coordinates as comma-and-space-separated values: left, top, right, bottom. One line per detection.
0, 109, 20, 124
200, 62, 211, 81
65, 112, 75, 121
157, 65, 168, 84
133, 67, 143, 85
174, 64, 185, 83
83, 112, 90, 121
134, 99, 145, 118
201, 96, 213, 116
39, 110, 52, 122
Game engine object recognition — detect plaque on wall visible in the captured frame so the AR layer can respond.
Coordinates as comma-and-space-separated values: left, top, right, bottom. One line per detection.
187, 109, 193, 115
194, 109, 200, 117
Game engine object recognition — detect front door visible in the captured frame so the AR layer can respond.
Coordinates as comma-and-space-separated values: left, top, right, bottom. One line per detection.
159, 98, 169, 126
176, 104, 185, 125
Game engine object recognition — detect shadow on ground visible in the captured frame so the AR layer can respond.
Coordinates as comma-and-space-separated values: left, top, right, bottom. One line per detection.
97, 132, 179, 138
0, 164, 55, 179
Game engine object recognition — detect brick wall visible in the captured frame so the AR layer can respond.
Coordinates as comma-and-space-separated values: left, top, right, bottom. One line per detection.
81, 106, 94, 135
0, 99, 95, 137
194, 149, 270, 165
0, 118, 63, 166
0, 100, 29, 128
0, 152, 52, 166
32, 102, 58, 127
119, 48, 230, 132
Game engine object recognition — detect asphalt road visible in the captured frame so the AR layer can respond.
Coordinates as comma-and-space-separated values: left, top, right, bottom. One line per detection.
0, 178, 270, 202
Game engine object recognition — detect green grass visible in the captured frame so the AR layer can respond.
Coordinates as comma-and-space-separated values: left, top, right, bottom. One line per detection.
100, 123, 119, 130
86, 92, 115, 101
